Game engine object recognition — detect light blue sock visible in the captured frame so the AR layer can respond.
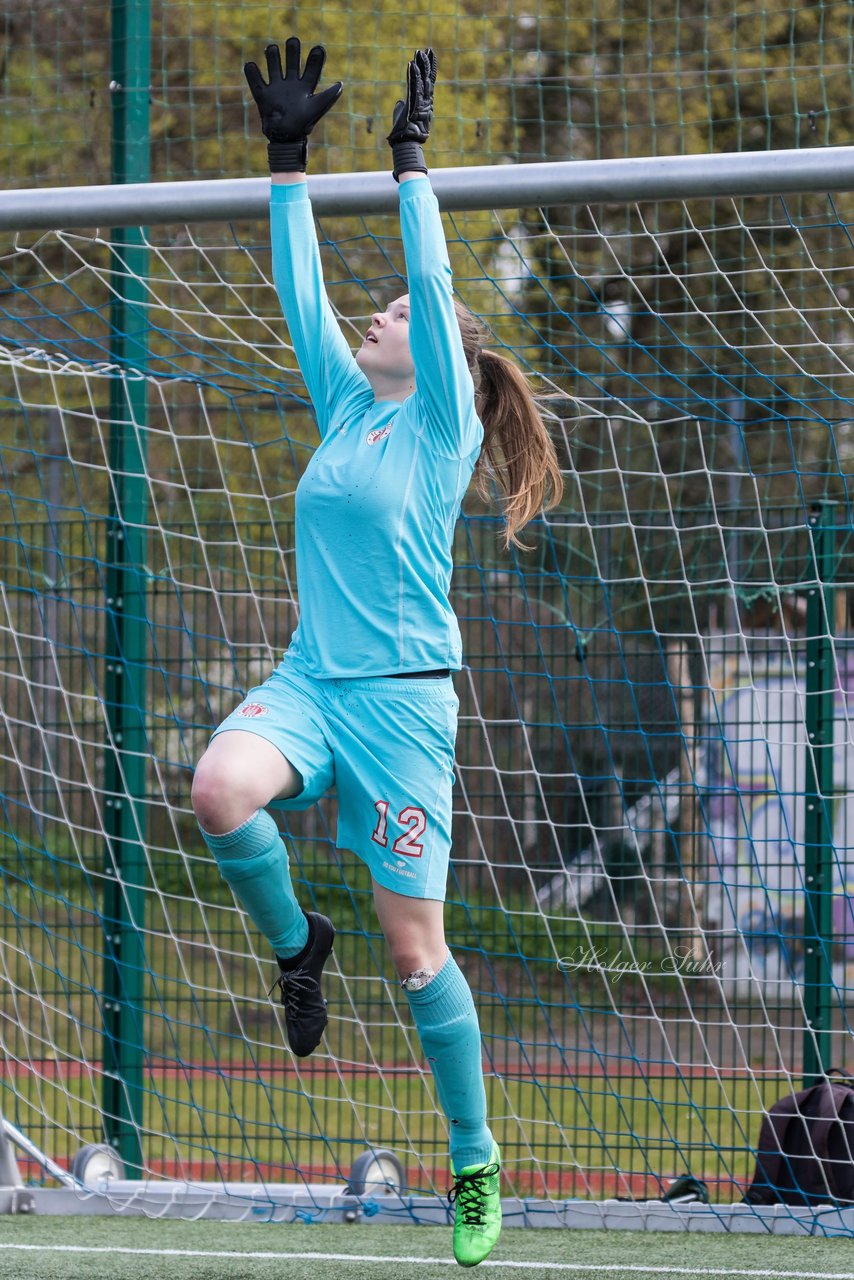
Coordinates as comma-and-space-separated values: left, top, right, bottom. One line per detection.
404, 952, 494, 1174
200, 809, 309, 958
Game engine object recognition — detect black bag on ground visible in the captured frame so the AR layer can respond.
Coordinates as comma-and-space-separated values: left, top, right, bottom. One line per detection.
744, 1072, 854, 1206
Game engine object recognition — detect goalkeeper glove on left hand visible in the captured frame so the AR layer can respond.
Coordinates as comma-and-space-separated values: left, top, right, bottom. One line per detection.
386, 48, 437, 181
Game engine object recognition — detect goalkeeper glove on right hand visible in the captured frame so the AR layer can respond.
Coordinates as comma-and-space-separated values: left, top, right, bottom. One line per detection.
386, 48, 437, 181
244, 37, 343, 173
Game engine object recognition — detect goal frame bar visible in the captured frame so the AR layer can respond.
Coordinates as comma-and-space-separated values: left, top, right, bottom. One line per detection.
3, 144, 854, 231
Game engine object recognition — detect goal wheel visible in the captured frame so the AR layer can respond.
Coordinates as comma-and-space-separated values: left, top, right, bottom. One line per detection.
70, 1143, 126, 1188
346, 1148, 405, 1196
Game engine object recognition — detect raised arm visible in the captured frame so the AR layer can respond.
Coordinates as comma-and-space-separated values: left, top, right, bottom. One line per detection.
387, 51, 482, 458
245, 39, 370, 436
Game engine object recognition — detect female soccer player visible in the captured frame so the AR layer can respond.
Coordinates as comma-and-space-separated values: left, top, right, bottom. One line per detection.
191, 39, 562, 1267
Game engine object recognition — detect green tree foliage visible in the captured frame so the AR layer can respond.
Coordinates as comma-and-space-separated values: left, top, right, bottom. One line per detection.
3, 1, 854, 599
505, 0, 854, 621
510, 0, 854, 162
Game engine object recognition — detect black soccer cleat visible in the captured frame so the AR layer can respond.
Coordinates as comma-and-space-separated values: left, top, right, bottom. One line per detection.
271, 911, 335, 1058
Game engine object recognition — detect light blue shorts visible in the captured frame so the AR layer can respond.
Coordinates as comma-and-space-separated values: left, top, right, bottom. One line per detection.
210, 660, 459, 901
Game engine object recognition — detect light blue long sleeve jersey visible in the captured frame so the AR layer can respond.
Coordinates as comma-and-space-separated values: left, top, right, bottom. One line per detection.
270, 178, 484, 678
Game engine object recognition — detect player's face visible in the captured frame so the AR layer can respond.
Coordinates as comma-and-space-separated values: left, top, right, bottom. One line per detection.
355, 294, 415, 382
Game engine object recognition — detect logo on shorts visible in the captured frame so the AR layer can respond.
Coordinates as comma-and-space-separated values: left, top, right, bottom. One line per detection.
366, 424, 392, 446
236, 702, 269, 718
383, 859, 416, 880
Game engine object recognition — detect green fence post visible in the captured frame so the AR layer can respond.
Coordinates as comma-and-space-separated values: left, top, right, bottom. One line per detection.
803, 503, 836, 1087
102, 0, 151, 1174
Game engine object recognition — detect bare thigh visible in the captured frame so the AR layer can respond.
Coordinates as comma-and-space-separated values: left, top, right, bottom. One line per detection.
191, 730, 303, 834
372, 877, 448, 980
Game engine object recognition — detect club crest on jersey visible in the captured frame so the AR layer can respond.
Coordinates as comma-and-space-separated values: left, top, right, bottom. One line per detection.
366, 424, 392, 446
236, 702, 269, 718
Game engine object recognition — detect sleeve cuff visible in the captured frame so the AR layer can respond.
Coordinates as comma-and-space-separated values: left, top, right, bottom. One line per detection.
270, 182, 310, 205
398, 176, 432, 202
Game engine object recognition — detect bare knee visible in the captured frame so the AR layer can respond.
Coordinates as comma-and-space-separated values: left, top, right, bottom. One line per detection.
191, 753, 257, 833
386, 935, 449, 982
373, 881, 448, 981
191, 734, 300, 833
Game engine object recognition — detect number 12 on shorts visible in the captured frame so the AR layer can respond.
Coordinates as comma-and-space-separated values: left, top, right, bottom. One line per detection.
371, 800, 426, 857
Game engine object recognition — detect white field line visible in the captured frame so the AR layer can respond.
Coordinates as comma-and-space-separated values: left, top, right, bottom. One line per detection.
0, 1244, 852, 1278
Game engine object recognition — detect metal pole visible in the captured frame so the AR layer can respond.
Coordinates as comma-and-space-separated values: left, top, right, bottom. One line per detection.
802, 503, 836, 1087
102, 0, 150, 1175
5, 144, 854, 231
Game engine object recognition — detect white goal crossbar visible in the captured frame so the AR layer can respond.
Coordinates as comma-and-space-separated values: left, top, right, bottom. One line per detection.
4, 144, 854, 230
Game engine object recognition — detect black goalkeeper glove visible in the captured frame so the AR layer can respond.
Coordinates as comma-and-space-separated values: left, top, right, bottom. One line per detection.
244, 37, 343, 173
386, 48, 437, 181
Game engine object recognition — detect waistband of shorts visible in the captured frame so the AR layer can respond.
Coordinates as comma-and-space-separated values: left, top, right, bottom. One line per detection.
385, 668, 450, 680
326, 674, 455, 697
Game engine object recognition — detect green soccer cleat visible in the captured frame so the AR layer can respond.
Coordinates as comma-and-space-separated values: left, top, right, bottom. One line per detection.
449, 1142, 502, 1267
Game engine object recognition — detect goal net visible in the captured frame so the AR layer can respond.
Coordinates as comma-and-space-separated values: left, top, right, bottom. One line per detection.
1, 163, 854, 1222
